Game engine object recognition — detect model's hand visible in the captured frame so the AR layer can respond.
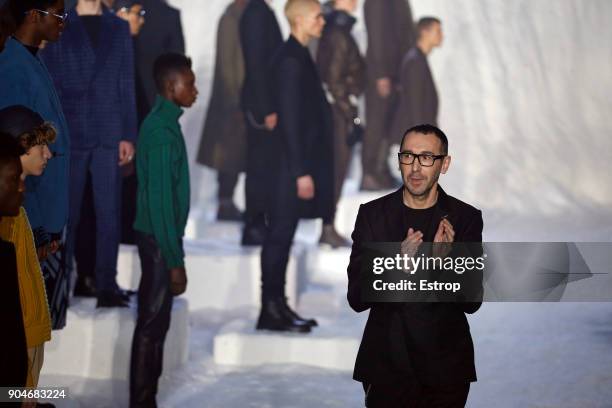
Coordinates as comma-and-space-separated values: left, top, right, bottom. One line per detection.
49, 240, 60, 254
433, 218, 455, 258
296, 175, 315, 200
118, 141, 135, 166
37, 245, 48, 261
376, 77, 392, 98
169, 267, 187, 296
264, 113, 278, 131
401, 227, 423, 258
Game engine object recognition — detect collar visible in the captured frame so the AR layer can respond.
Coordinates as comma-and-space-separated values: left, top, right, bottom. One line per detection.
325, 9, 357, 29
153, 95, 184, 122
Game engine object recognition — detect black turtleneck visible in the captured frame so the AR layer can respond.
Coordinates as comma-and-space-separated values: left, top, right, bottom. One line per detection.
12, 36, 39, 56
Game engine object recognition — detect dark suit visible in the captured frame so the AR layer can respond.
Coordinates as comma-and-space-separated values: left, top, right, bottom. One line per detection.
41, 8, 137, 293
239, 0, 283, 217
391, 47, 438, 138
261, 35, 334, 299
362, 0, 415, 178
348, 187, 482, 405
134, 0, 185, 118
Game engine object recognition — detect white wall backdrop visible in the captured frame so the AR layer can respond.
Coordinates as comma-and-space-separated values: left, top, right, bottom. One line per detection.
167, 0, 612, 219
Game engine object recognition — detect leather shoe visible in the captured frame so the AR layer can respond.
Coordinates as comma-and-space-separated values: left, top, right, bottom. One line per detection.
319, 225, 351, 249
256, 298, 311, 333
73, 276, 97, 297
96, 290, 129, 308
217, 200, 243, 222
279, 298, 318, 327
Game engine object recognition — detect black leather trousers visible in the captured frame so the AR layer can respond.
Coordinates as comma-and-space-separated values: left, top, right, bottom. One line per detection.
130, 232, 173, 408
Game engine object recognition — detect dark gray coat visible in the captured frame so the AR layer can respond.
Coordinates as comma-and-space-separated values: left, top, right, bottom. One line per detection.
391, 46, 439, 136
363, 0, 416, 81
197, 2, 246, 172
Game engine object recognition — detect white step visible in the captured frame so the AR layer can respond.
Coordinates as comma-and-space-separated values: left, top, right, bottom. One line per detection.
213, 317, 362, 371
212, 286, 367, 372
117, 235, 303, 311
42, 297, 189, 380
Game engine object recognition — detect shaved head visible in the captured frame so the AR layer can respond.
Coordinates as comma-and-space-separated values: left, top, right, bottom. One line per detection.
285, 0, 319, 27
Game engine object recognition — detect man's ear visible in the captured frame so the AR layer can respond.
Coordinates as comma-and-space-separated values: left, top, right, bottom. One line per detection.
441, 155, 451, 174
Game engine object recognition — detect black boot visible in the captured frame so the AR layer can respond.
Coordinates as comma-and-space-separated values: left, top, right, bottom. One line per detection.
319, 225, 351, 249
73, 276, 97, 297
217, 199, 243, 222
96, 290, 130, 308
279, 298, 318, 327
256, 298, 311, 333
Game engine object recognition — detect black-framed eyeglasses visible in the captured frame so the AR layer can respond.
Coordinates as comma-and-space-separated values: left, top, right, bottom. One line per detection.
28, 9, 68, 22
398, 151, 446, 167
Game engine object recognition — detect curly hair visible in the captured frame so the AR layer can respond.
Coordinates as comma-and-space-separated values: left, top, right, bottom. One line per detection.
17, 122, 57, 151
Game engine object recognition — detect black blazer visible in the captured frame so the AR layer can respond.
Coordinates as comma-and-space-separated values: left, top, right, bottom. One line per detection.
134, 0, 185, 111
239, 0, 283, 121
391, 46, 438, 137
347, 187, 483, 387
268, 35, 334, 220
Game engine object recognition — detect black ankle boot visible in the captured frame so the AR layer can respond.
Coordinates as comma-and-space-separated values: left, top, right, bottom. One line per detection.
279, 298, 318, 327
256, 298, 311, 333
217, 200, 243, 222
96, 290, 130, 308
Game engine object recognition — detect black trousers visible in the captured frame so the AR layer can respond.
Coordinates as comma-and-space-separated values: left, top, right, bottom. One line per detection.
244, 119, 274, 219
363, 381, 470, 408
260, 203, 299, 301
218, 171, 239, 200
362, 81, 398, 177
130, 232, 174, 408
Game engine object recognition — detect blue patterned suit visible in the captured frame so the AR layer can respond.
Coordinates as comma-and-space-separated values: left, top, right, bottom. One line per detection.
41, 7, 137, 292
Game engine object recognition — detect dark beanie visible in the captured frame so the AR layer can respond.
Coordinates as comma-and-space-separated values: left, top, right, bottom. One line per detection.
0, 105, 45, 141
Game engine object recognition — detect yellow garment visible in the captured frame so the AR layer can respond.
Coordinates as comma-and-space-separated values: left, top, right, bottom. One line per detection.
27, 344, 45, 388
0, 207, 51, 348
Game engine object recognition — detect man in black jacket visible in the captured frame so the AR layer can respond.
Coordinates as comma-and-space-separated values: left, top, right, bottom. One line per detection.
348, 124, 483, 407
239, 0, 283, 245
391, 17, 443, 139
257, 0, 331, 333
362, 0, 415, 191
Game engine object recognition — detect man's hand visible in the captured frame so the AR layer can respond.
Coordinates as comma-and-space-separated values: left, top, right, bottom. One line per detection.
376, 77, 392, 98
37, 245, 48, 262
264, 113, 278, 131
118, 141, 135, 167
296, 175, 315, 200
433, 218, 455, 258
401, 227, 423, 258
169, 267, 187, 296
49, 240, 60, 254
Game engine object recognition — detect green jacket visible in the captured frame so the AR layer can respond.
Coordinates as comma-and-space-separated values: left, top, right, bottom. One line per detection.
134, 96, 190, 268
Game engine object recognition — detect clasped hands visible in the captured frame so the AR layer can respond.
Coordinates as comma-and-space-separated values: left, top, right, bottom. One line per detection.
401, 218, 455, 262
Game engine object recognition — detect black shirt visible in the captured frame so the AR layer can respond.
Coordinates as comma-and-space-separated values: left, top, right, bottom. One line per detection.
12, 36, 39, 56
81, 15, 102, 46
402, 204, 436, 242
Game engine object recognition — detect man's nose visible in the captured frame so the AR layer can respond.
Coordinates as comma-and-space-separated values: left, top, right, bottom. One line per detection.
411, 158, 422, 171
